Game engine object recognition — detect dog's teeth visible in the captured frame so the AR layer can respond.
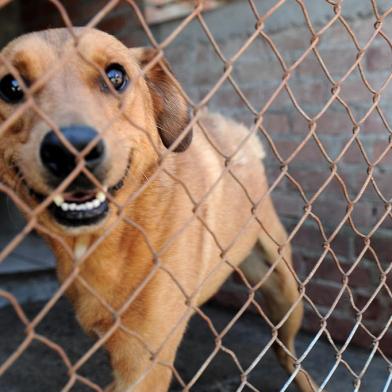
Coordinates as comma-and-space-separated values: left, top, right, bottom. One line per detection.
54, 195, 64, 206
80, 203, 89, 211
56, 195, 105, 213
97, 192, 106, 202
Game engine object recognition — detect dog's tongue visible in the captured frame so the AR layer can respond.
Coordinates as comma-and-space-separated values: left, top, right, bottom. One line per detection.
63, 191, 96, 203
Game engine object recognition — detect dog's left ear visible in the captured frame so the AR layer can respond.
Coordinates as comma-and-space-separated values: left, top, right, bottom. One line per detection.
131, 48, 192, 152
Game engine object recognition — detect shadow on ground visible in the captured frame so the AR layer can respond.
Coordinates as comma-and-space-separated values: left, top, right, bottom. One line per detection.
0, 299, 390, 391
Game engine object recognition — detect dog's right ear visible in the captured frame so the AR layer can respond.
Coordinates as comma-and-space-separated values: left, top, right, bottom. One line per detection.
130, 48, 192, 153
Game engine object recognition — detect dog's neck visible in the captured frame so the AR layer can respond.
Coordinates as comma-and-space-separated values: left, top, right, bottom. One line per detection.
73, 235, 91, 260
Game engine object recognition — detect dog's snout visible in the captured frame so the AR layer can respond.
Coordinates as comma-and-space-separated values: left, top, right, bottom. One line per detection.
40, 125, 106, 180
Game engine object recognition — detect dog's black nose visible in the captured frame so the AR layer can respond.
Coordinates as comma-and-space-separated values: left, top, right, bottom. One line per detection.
40, 125, 105, 180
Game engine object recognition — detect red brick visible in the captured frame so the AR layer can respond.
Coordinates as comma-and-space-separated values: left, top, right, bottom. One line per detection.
379, 332, 392, 356
192, 62, 224, 86
352, 292, 385, 321
213, 284, 249, 310
208, 86, 252, 111
350, 200, 381, 230
317, 175, 347, 201
291, 81, 329, 107
319, 20, 366, 49
342, 141, 372, 165
329, 228, 354, 259
292, 252, 307, 280
326, 316, 373, 348
219, 36, 248, 59
303, 308, 375, 351
322, 316, 358, 343
340, 76, 374, 106
233, 59, 284, 84
302, 255, 372, 289
377, 76, 392, 102
286, 167, 331, 195
291, 114, 310, 136
315, 110, 354, 136
303, 255, 344, 283
272, 192, 304, 219
166, 44, 194, 68
318, 47, 358, 79
275, 138, 326, 163
355, 232, 392, 267
192, 44, 224, 86
243, 84, 290, 111
291, 224, 324, 254
227, 112, 253, 128
295, 53, 324, 78
335, 168, 371, 198
305, 281, 349, 311
308, 257, 371, 288
302, 307, 323, 332
365, 44, 392, 72
361, 112, 391, 134
263, 113, 290, 134
370, 171, 392, 201
264, 164, 285, 185
372, 140, 392, 166
345, 263, 372, 288
314, 201, 349, 230
386, 270, 392, 290
276, 26, 312, 53
303, 309, 376, 351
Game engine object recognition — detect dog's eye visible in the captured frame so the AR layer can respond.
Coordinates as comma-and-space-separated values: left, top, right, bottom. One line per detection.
105, 64, 128, 92
0, 74, 25, 104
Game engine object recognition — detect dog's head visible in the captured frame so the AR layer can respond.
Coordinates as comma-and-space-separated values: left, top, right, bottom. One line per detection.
0, 28, 191, 235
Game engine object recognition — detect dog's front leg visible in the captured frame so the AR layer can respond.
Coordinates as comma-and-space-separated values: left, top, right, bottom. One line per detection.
104, 320, 187, 392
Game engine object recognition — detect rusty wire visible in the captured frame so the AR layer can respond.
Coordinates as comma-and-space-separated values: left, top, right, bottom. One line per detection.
0, 0, 391, 391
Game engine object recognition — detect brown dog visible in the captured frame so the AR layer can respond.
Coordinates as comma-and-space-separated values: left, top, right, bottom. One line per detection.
0, 29, 318, 391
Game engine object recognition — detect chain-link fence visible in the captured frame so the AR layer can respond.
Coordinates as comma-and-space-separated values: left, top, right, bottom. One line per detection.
0, 0, 391, 391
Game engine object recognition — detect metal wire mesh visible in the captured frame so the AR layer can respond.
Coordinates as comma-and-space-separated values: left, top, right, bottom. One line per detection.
0, 0, 391, 391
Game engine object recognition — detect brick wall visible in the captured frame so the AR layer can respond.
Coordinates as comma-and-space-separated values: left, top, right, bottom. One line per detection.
0, 0, 391, 354
150, 1, 392, 355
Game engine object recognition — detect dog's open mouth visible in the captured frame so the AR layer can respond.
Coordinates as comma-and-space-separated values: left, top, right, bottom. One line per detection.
13, 158, 130, 228
50, 190, 109, 227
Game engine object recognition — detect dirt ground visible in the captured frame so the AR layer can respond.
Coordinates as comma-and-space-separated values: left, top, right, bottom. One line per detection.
0, 298, 390, 391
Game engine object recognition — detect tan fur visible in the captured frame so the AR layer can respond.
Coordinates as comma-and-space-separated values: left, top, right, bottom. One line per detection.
0, 29, 318, 392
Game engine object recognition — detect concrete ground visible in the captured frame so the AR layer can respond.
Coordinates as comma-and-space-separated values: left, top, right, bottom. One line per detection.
0, 299, 390, 392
